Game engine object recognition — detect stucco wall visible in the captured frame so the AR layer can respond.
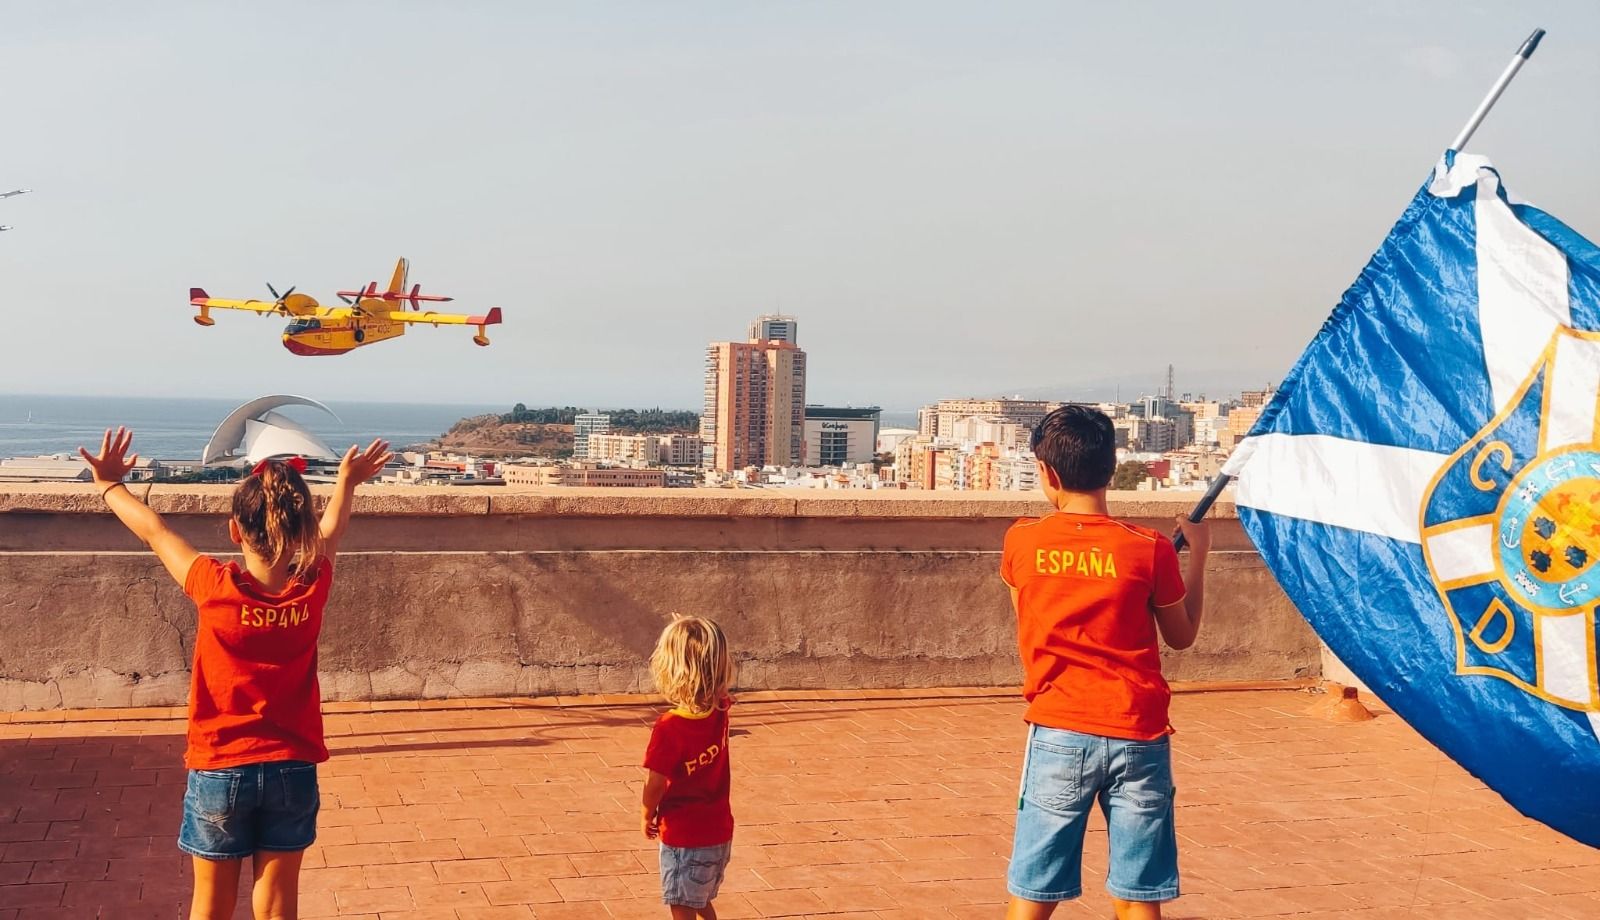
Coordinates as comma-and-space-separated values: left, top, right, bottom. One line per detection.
0, 485, 1319, 710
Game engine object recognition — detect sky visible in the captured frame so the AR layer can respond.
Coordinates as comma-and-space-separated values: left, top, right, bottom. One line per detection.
3, 2, 1599, 411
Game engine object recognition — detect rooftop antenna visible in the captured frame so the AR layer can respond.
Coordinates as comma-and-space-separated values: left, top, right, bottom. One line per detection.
1174, 27, 1547, 551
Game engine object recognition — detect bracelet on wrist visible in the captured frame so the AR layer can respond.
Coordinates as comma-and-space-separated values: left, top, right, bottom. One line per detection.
100, 481, 126, 500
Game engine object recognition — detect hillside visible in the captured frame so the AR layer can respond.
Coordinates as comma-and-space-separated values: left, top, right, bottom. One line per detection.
435, 406, 699, 457
435, 415, 573, 456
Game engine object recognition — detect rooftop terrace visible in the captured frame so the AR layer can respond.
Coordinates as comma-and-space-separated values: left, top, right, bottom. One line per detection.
4, 486, 1592, 916
3, 689, 1599, 919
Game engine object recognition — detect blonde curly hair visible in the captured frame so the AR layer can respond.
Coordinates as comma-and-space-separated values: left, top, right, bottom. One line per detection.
649, 615, 735, 715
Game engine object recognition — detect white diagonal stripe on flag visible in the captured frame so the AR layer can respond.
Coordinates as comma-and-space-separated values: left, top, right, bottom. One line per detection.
1231, 433, 1447, 544
1473, 167, 1571, 414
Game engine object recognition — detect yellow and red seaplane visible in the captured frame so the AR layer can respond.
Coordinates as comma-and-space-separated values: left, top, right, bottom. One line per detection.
190, 258, 502, 355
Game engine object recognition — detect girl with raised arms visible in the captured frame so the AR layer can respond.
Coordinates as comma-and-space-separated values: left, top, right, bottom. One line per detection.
80, 427, 391, 920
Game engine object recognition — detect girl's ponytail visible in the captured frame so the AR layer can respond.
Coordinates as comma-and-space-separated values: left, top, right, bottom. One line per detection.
232, 460, 322, 579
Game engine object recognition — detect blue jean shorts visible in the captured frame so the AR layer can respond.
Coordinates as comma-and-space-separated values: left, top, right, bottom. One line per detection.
1008, 725, 1178, 903
178, 760, 320, 860
659, 839, 732, 908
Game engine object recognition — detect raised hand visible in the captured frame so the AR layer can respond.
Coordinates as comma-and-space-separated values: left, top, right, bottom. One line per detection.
78, 427, 139, 488
339, 439, 393, 486
322, 439, 392, 553
75, 426, 199, 584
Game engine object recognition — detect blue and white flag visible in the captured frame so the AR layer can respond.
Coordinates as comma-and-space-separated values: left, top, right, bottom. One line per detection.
1228, 152, 1600, 846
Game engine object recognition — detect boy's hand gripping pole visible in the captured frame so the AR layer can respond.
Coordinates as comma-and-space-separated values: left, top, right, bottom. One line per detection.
1173, 473, 1229, 552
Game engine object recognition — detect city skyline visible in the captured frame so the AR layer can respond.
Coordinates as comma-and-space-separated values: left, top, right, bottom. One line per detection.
0, 365, 1270, 415
5, 5, 1599, 409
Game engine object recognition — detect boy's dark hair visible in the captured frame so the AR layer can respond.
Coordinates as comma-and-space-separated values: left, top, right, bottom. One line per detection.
1030, 405, 1117, 491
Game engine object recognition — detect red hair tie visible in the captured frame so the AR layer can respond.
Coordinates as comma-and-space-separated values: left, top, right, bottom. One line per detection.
252, 456, 308, 477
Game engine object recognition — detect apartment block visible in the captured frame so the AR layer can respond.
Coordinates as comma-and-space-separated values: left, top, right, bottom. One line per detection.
701, 319, 808, 471
572, 414, 610, 460
502, 464, 667, 488
916, 397, 1054, 439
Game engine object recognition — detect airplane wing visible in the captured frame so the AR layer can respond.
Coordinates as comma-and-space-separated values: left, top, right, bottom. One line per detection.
190, 289, 324, 316
376, 307, 502, 327
190, 290, 287, 315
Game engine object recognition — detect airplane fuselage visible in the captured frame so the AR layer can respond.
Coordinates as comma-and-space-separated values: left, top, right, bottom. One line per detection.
281, 316, 404, 356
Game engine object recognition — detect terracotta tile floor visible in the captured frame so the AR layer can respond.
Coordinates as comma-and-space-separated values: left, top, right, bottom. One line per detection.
2, 688, 1599, 919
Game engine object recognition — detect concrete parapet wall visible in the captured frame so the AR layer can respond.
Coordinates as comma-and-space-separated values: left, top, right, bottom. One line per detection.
0, 485, 1317, 710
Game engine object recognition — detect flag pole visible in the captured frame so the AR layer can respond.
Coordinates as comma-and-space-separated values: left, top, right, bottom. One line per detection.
1449, 28, 1545, 153
1171, 27, 1546, 552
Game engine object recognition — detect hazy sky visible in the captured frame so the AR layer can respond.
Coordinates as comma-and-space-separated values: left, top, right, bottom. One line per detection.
3, 2, 1598, 410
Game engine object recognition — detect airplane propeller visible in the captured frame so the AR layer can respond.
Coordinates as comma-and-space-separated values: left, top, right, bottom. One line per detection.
264, 283, 298, 316
340, 283, 372, 312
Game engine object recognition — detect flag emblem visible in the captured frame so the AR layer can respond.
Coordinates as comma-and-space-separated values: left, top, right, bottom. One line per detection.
1422, 330, 1600, 712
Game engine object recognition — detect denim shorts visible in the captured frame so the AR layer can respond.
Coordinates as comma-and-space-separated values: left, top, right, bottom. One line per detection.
659, 839, 732, 908
178, 760, 320, 860
1008, 725, 1178, 903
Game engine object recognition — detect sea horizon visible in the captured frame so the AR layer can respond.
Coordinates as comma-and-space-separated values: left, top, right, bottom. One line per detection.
0, 393, 921, 461
0, 393, 508, 461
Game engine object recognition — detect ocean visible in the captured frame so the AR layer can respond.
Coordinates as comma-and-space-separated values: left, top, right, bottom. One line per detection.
0, 395, 922, 461
0, 394, 504, 461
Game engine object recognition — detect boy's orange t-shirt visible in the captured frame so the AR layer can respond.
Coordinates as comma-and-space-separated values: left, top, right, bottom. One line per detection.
182, 555, 333, 770
642, 703, 734, 849
1002, 512, 1186, 740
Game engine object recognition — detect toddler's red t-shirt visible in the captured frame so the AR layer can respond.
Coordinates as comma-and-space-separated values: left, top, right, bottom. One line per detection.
1002, 513, 1186, 740
182, 555, 333, 769
643, 703, 733, 848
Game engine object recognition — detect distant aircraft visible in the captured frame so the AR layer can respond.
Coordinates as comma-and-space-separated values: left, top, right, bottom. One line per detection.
2, 188, 28, 233
189, 257, 503, 355
0, 226, 10, 233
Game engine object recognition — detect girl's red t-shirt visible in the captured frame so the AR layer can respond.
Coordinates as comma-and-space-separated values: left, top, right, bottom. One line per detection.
642, 703, 733, 848
181, 555, 333, 770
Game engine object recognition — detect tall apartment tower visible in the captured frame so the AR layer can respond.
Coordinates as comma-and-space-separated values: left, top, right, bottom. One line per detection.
701, 318, 808, 471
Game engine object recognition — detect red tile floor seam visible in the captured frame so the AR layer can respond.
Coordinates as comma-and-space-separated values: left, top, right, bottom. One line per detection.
1, 689, 1597, 919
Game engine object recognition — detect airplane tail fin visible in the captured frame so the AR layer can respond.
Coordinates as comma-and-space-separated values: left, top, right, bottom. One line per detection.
387, 258, 409, 295
189, 287, 210, 303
